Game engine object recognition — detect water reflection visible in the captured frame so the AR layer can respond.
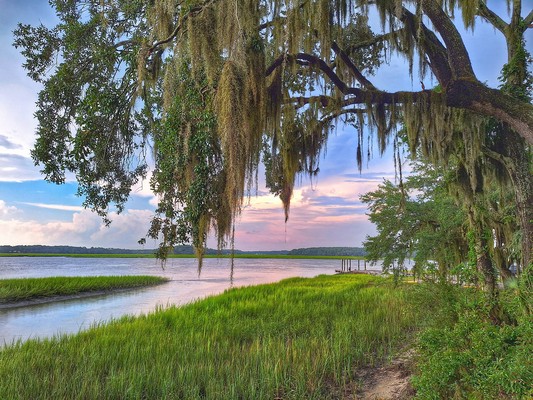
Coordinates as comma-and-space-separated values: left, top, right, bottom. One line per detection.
0, 257, 359, 345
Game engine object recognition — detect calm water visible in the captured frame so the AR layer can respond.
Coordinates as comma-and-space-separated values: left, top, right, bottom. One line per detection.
0, 257, 375, 345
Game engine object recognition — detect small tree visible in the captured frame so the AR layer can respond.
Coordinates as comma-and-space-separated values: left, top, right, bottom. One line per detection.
361, 159, 469, 282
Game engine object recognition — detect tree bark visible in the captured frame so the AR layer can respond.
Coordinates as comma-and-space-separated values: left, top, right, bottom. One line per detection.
501, 130, 533, 272
470, 213, 501, 322
445, 80, 533, 145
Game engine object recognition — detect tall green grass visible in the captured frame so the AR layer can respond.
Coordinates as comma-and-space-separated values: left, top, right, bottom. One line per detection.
0, 274, 419, 399
0, 276, 169, 303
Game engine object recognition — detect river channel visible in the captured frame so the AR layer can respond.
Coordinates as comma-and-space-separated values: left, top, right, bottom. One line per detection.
0, 257, 376, 345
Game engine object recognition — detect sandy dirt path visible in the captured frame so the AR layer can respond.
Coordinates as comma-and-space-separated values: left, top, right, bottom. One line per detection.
354, 349, 416, 399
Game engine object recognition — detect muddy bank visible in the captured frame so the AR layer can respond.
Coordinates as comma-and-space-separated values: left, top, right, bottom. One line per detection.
0, 287, 147, 310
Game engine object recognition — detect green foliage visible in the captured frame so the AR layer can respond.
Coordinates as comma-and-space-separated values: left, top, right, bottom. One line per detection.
14, 1, 151, 222
412, 285, 533, 399
146, 60, 228, 261
0, 275, 420, 399
361, 158, 468, 281
499, 37, 533, 101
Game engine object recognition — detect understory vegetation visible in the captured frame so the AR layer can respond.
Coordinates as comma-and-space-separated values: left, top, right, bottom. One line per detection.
362, 153, 532, 398
412, 283, 533, 399
0, 276, 168, 303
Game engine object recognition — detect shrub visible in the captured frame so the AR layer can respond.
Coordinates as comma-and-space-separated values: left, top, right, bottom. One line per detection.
412, 287, 533, 399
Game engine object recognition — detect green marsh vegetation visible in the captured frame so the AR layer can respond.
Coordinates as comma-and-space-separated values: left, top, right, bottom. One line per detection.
0, 276, 168, 304
0, 274, 420, 399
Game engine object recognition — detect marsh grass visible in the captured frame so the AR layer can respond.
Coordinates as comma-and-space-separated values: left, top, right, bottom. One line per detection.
0, 274, 420, 399
0, 276, 169, 303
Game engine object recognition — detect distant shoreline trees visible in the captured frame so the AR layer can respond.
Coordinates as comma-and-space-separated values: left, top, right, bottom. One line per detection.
0, 245, 365, 257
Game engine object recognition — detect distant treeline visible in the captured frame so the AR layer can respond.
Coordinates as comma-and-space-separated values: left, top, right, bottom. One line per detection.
0, 245, 365, 257
287, 247, 366, 256
0, 245, 156, 255
0, 245, 203, 255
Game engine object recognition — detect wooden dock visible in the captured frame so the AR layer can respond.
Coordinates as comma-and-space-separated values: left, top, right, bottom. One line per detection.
335, 258, 367, 273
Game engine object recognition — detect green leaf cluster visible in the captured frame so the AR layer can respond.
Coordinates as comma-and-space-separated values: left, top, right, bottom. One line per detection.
146, 60, 229, 262
361, 159, 469, 281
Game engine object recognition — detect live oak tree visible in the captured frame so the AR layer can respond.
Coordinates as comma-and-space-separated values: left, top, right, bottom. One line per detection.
14, 0, 532, 272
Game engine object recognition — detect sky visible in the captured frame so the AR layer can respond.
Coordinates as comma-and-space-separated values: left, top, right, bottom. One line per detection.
0, 0, 528, 251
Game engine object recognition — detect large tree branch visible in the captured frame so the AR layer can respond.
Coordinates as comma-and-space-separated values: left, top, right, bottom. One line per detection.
259, 15, 288, 31
446, 80, 533, 144
148, 0, 217, 53
288, 89, 436, 110
268, 52, 436, 106
331, 42, 377, 90
525, 8, 533, 27
481, 145, 515, 172
421, 0, 476, 80
399, 7, 452, 87
511, 0, 522, 29
476, 1, 508, 34
344, 30, 401, 53
277, 55, 533, 145
266, 52, 351, 94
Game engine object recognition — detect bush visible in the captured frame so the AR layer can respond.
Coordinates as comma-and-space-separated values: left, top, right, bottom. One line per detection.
412, 286, 533, 399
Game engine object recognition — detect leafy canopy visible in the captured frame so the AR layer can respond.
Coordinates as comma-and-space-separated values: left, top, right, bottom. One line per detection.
14, 0, 533, 260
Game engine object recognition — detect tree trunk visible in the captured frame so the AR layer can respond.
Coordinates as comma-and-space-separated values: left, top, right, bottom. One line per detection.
475, 230, 497, 296
472, 221, 505, 323
504, 131, 533, 272
499, 12, 533, 274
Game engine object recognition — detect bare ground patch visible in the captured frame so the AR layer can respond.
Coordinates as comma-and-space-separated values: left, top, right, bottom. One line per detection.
352, 349, 416, 400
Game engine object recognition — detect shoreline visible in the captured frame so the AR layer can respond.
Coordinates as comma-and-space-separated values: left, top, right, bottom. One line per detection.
0, 277, 169, 310
0, 287, 145, 310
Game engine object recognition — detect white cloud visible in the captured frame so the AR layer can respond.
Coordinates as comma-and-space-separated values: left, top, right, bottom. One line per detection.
217, 171, 382, 250
0, 134, 22, 150
130, 169, 160, 207
20, 202, 85, 212
0, 82, 40, 156
0, 200, 19, 218
0, 209, 153, 249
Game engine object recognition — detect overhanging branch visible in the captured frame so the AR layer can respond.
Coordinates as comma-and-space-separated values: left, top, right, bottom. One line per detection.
421, 0, 476, 80
476, 1, 508, 34
332, 42, 377, 90
524, 9, 533, 28
148, 0, 217, 53
287, 90, 436, 109
399, 7, 452, 87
